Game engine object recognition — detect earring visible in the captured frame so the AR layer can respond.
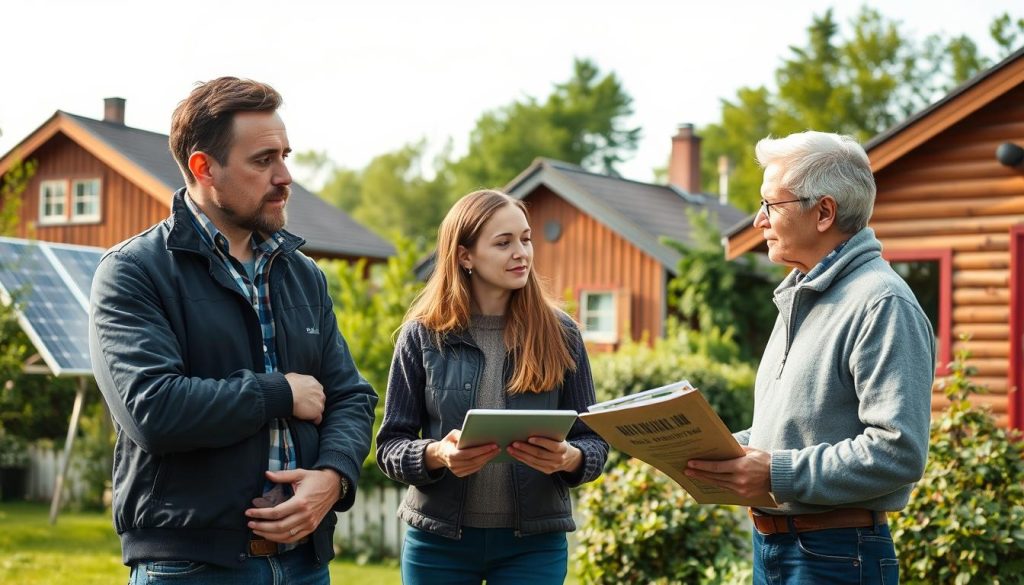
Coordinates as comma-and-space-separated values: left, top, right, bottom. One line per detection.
467, 268, 473, 276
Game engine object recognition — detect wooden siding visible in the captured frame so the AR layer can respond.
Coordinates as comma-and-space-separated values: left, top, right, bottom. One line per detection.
12, 133, 168, 248
523, 186, 666, 349
872, 84, 1024, 427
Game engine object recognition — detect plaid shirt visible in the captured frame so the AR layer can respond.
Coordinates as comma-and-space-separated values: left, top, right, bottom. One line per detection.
796, 239, 850, 285
184, 195, 298, 551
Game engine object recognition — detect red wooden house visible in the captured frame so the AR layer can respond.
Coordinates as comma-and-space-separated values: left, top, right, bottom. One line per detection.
0, 98, 393, 262
505, 125, 747, 350
724, 46, 1024, 428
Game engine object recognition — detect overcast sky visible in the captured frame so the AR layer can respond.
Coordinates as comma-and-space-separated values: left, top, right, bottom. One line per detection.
0, 0, 1017, 186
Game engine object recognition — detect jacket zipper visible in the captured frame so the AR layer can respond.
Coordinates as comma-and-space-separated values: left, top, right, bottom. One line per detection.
453, 340, 485, 539
777, 289, 802, 379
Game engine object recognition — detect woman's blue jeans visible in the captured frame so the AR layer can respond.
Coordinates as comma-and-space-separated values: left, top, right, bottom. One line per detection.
401, 525, 568, 585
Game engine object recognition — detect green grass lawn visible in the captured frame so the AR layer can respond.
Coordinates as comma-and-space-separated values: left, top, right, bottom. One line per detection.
0, 502, 400, 585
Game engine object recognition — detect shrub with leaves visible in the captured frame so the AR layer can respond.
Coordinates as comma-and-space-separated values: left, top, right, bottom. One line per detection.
574, 457, 749, 584
893, 346, 1024, 584
664, 209, 781, 361
589, 322, 755, 432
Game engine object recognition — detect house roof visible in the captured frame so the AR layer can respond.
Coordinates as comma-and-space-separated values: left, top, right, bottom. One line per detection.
0, 111, 394, 260
723, 46, 1024, 259
506, 158, 748, 275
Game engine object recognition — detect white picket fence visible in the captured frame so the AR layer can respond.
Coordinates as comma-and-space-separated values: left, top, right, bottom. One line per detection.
25, 444, 86, 503
335, 484, 409, 557
337, 485, 582, 557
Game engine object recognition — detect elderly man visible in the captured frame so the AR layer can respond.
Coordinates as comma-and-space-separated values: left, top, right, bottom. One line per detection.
89, 77, 377, 584
687, 131, 934, 584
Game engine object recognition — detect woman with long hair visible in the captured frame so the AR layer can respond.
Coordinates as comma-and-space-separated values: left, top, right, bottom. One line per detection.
376, 189, 608, 584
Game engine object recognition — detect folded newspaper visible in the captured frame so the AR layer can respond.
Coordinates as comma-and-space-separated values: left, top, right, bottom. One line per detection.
580, 380, 777, 507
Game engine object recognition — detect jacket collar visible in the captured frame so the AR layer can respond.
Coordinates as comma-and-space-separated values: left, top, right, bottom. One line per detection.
774, 227, 881, 296
164, 187, 305, 256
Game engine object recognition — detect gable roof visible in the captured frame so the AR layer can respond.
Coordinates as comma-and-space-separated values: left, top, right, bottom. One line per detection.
0, 111, 394, 260
506, 158, 748, 275
723, 46, 1024, 259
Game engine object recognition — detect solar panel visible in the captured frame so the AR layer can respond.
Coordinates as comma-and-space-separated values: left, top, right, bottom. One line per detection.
0, 238, 104, 376
47, 244, 104, 300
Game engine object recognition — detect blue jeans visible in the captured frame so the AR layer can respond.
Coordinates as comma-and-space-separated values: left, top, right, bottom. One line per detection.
401, 526, 568, 585
753, 521, 899, 585
127, 543, 328, 585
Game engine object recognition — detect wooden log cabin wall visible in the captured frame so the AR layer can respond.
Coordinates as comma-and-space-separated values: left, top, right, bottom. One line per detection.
864, 86, 1024, 427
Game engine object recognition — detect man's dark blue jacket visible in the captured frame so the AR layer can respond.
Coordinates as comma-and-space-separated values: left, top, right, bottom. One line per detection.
88, 189, 378, 568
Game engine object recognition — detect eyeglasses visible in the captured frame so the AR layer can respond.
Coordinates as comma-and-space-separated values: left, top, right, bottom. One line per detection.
757, 197, 804, 220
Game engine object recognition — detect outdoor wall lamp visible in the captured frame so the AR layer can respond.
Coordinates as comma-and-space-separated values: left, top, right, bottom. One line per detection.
996, 141, 1024, 168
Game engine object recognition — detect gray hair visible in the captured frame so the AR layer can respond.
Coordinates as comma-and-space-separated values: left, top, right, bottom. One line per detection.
755, 131, 876, 234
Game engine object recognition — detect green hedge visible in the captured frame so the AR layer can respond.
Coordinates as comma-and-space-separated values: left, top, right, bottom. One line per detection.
574, 458, 750, 584
893, 348, 1024, 584
574, 325, 757, 583
588, 324, 755, 432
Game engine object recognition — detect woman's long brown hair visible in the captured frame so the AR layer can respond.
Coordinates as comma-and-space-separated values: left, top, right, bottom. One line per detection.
404, 190, 575, 394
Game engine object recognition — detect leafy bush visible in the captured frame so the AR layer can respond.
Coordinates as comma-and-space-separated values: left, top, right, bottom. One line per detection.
589, 322, 755, 432
893, 347, 1024, 584
0, 429, 29, 468
320, 236, 424, 487
574, 458, 749, 584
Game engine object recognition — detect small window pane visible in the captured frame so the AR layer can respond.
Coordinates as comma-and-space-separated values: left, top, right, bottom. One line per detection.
71, 179, 100, 221
587, 293, 613, 312
40, 181, 66, 222
581, 291, 617, 342
891, 260, 939, 335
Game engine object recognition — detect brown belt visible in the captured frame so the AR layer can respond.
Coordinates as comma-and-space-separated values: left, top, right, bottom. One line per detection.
248, 535, 309, 557
749, 508, 887, 535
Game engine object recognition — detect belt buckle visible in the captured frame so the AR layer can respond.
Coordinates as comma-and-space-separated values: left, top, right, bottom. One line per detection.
248, 538, 279, 557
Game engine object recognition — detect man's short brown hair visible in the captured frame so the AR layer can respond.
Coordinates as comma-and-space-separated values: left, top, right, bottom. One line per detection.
169, 77, 282, 184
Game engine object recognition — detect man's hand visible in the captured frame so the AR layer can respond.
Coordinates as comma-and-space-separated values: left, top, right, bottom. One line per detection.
507, 437, 582, 475
424, 429, 499, 477
245, 468, 343, 543
285, 373, 325, 425
685, 446, 772, 499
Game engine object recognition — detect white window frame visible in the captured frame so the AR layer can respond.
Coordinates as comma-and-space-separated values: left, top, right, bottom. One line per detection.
70, 178, 102, 223
579, 290, 618, 343
38, 180, 68, 225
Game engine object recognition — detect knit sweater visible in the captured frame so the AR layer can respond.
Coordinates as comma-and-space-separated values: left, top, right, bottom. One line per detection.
462, 314, 514, 528
735, 228, 934, 515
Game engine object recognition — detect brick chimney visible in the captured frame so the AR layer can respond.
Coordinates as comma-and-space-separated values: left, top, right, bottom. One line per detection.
103, 97, 126, 125
668, 123, 701, 193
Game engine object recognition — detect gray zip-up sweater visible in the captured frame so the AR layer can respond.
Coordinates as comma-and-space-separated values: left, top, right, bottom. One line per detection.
735, 228, 934, 515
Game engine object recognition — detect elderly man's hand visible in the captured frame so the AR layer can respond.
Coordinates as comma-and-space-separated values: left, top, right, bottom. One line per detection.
685, 446, 772, 499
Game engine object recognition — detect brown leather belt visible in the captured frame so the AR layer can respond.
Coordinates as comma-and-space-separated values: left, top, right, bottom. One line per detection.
749, 508, 887, 535
248, 535, 309, 557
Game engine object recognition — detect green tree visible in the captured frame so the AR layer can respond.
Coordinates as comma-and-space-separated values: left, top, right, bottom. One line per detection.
308, 141, 453, 244
352, 141, 454, 244
1, 157, 37, 237
308, 58, 639, 244
319, 235, 425, 485
664, 210, 781, 360
317, 164, 363, 214
991, 12, 1024, 56
701, 7, 1006, 211
447, 58, 640, 194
